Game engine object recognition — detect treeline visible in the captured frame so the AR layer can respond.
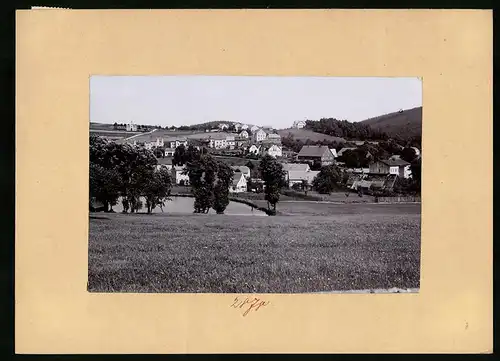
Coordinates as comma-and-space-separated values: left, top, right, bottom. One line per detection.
304, 118, 389, 141
89, 134, 172, 213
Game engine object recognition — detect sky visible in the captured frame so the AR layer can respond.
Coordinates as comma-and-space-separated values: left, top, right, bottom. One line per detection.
90, 76, 422, 129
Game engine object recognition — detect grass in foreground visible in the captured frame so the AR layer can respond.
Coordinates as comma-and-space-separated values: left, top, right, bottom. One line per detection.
88, 206, 421, 293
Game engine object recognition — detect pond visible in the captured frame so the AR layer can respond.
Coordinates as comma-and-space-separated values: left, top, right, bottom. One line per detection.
110, 196, 268, 216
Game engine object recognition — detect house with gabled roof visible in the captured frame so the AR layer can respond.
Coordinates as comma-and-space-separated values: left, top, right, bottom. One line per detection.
297, 145, 335, 166
369, 158, 411, 179
229, 173, 247, 193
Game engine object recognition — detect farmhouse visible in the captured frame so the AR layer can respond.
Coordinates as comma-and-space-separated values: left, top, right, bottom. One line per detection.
164, 137, 188, 149
293, 120, 306, 129
208, 133, 235, 149
231, 166, 251, 179
286, 170, 320, 187
261, 144, 282, 158
241, 124, 249, 130
218, 123, 229, 131
253, 129, 267, 143
247, 144, 260, 155
239, 130, 249, 139
282, 163, 311, 172
297, 145, 335, 166
126, 121, 138, 132
267, 133, 281, 142
369, 158, 411, 179
229, 173, 247, 193
234, 123, 242, 131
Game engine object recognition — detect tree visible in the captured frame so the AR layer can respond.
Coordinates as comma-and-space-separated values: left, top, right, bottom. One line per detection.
245, 160, 255, 170
143, 167, 173, 213
401, 147, 418, 163
259, 154, 286, 214
89, 163, 121, 212
185, 154, 218, 213
312, 165, 341, 194
212, 162, 234, 214
301, 179, 309, 195
173, 144, 187, 166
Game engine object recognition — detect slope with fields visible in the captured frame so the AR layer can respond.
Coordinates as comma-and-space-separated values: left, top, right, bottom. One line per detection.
360, 106, 422, 139
277, 128, 345, 143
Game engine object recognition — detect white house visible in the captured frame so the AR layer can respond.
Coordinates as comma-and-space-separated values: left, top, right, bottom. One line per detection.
250, 125, 260, 132
253, 129, 267, 142
231, 166, 251, 180
229, 173, 247, 193
267, 133, 281, 141
218, 123, 229, 131
262, 144, 282, 158
208, 133, 235, 149
241, 124, 249, 130
234, 123, 242, 131
226, 135, 236, 149
172, 166, 190, 185
369, 159, 411, 179
286, 170, 320, 187
126, 121, 138, 132
293, 120, 306, 129
239, 130, 249, 139
248, 144, 260, 155
164, 137, 188, 149
144, 138, 164, 150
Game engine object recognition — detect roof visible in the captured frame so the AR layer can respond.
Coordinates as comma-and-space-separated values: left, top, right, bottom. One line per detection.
232, 172, 245, 186
156, 157, 173, 165
379, 158, 410, 166
337, 147, 357, 156
267, 133, 281, 138
282, 163, 310, 172
208, 133, 233, 140
297, 145, 331, 158
164, 137, 187, 142
231, 166, 250, 174
287, 170, 320, 181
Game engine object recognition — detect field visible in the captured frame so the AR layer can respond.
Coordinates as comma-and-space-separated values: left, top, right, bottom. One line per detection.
88, 203, 421, 293
277, 128, 345, 143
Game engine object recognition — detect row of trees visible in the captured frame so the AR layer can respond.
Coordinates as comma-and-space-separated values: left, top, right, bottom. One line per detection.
89, 134, 172, 213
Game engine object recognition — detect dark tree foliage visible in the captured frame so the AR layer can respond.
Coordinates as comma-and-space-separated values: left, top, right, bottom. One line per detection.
212, 162, 234, 214
143, 167, 173, 214
185, 154, 220, 213
312, 165, 342, 194
304, 118, 389, 141
259, 155, 287, 214
89, 163, 121, 212
400, 147, 418, 163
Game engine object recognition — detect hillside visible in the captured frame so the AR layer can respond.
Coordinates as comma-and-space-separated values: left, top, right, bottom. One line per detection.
277, 128, 345, 143
360, 107, 422, 139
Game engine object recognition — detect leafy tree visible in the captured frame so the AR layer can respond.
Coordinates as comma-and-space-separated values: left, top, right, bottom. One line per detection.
89, 163, 121, 212
291, 183, 302, 191
312, 165, 341, 194
173, 144, 187, 166
185, 154, 218, 213
259, 154, 286, 214
245, 160, 255, 170
212, 162, 234, 214
143, 167, 172, 213
401, 147, 418, 163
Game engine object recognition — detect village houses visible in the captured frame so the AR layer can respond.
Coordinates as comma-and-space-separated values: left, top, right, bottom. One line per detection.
218, 123, 229, 131
172, 165, 190, 185
253, 128, 267, 143
250, 125, 260, 132
126, 121, 138, 132
281, 163, 318, 187
239, 130, 249, 139
207, 133, 236, 149
297, 145, 336, 167
231, 166, 251, 179
247, 144, 260, 155
164, 137, 188, 149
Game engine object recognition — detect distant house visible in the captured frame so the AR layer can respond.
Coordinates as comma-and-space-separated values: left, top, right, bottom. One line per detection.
126, 121, 138, 132
248, 144, 260, 155
250, 125, 260, 132
164, 137, 188, 149
297, 145, 335, 166
156, 157, 174, 171
231, 166, 251, 179
144, 137, 164, 150
239, 130, 249, 139
208, 133, 235, 149
369, 158, 411, 179
281, 149, 297, 159
234, 123, 242, 131
218, 123, 229, 131
253, 129, 267, 142
261, 144, 282, 158
293, 120, 306, 129
267, 133, 281, 141
164, 148, 175, 157
337, 147, 357, 158
235, 137, 249, 148
241, 124, 249, 130
172, 166, 190, 185
229, 173, 247, 193
329, 148, 338, 158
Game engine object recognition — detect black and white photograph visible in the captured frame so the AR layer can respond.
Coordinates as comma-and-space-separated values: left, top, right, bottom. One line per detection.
88, 76, 422, 294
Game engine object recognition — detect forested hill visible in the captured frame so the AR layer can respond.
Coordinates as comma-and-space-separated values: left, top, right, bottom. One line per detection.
360, 106, 422, 140
303, 118, 389, 141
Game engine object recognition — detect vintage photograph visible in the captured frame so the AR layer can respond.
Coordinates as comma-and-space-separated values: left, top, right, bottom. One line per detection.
88, 76, 422, 294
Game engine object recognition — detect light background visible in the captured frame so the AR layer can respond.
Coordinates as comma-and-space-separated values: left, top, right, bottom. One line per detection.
16, 9, 492, 353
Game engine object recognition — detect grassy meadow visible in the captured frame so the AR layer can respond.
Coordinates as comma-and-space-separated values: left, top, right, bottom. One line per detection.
88, 203, 421, 293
